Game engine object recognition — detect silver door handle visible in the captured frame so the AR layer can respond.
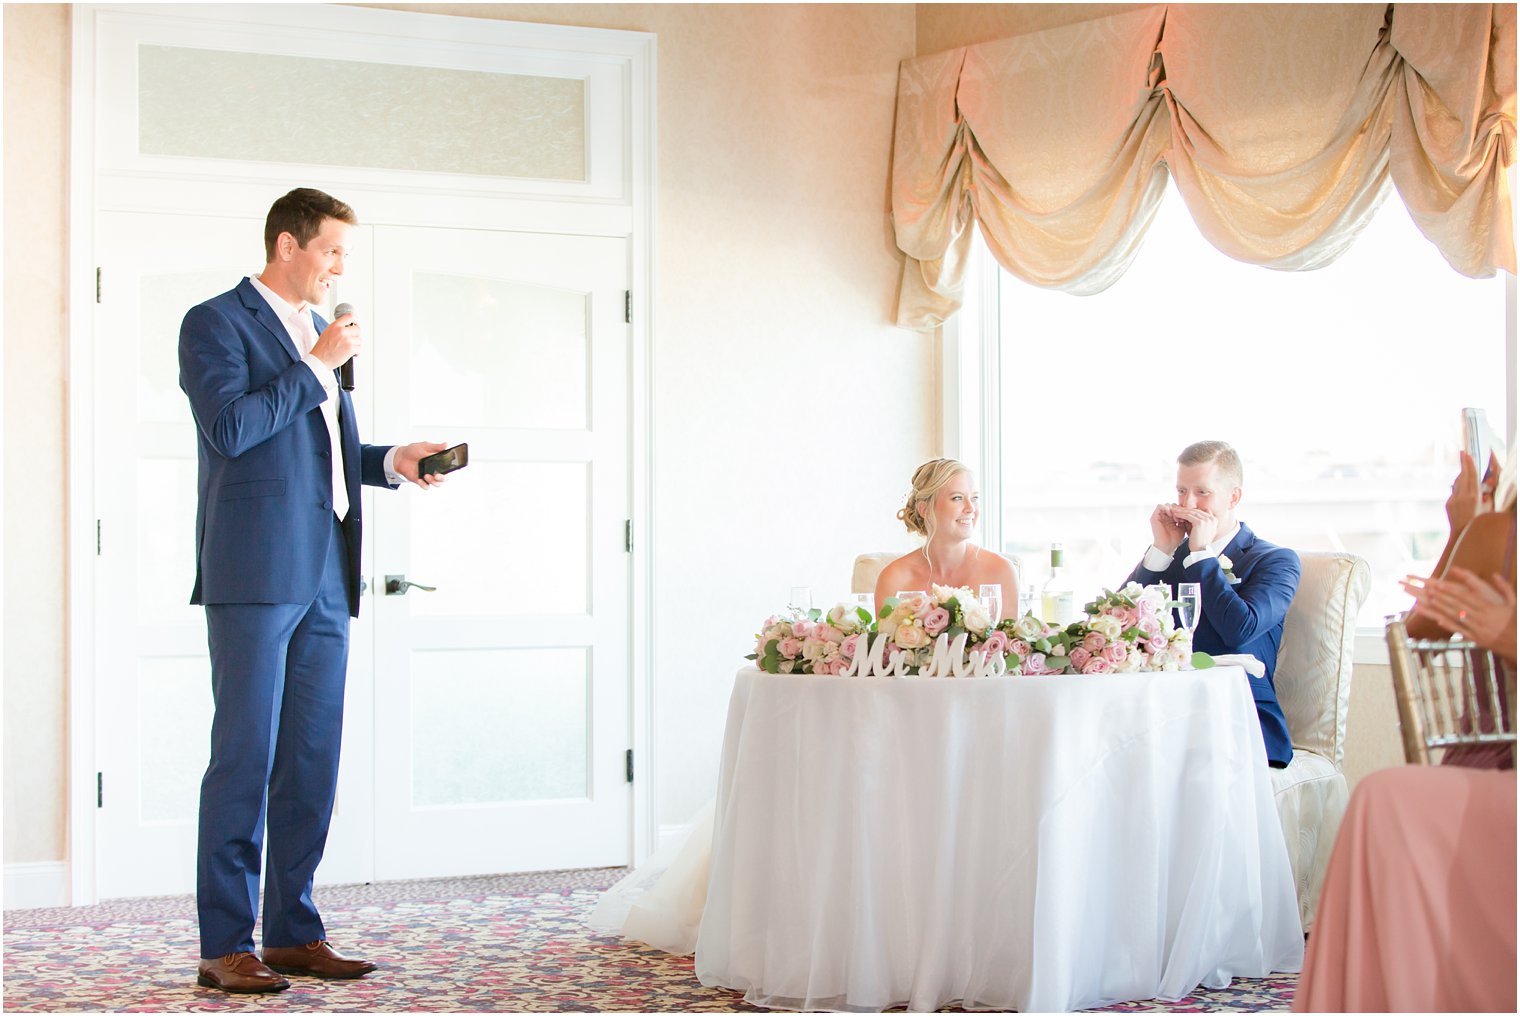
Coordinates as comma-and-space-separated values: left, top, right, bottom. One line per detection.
385, 574, 438, 596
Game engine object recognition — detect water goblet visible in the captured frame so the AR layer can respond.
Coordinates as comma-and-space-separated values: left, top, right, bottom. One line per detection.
1176, 582, 1202, 634
851, 591, 875, 619
788, 586, 813, 616
978, 583, 1004, 625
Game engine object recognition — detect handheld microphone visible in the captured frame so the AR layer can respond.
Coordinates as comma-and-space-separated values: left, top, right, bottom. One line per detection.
333, 302, 357, 392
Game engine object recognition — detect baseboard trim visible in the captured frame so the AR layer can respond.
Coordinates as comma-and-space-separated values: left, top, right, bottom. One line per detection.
4, 861, 71, 910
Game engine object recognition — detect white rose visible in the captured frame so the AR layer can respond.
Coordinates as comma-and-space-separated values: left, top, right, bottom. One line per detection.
1089, 615, 1123, 640
962, 601, 992, 634
1013, 614, 1046, 640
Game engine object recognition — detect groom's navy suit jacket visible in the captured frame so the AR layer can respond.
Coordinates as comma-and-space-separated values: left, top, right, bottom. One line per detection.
1126, 523, 1299, 767
180, 278, 394, 617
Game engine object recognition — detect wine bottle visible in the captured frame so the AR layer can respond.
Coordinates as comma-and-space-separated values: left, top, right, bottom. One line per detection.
1041, 543, 1075, 626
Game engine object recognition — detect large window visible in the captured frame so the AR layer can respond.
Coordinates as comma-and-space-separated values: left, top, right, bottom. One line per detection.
992, 181, 1509, 629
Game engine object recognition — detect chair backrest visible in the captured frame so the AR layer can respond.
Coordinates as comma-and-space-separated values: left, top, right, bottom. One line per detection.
1385, 618, 1515, 766
1276, 551, 1371, 767
851, 553, 898, 595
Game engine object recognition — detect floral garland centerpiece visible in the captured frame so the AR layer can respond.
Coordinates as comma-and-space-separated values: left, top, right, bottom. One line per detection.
747, 581, 1211, 677
992, 582, 1210, 675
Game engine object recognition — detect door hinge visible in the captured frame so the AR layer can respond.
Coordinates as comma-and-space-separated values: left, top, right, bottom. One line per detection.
624, 519, 633, 553
624, 290, 631, 324
97, 772, 103, 808
96, 519, 102, 556
625, 749, 634, 783
96, 267, 102, 304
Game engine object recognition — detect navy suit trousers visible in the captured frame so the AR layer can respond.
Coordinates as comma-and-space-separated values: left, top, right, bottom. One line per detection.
196, 519, 350, 957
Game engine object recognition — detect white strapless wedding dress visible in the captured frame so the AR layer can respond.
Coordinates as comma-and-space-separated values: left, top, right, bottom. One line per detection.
586, 800, 714, 954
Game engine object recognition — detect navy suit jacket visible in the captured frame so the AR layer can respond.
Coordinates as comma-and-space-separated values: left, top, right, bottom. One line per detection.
179, 278, 395, 617
1126, 523, 1300, 766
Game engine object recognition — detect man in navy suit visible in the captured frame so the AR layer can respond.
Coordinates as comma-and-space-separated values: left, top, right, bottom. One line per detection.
180, 189, 448, 993
1126, 441, 1300, 768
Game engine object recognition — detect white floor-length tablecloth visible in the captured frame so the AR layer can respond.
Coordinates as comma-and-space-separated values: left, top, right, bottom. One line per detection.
694, 667, 1303, 1012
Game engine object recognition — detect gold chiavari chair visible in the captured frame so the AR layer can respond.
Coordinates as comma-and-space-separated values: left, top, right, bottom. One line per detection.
1385, 617, 1515, 766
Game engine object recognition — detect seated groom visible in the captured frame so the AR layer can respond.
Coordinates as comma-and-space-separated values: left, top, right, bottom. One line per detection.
1126, 441, 1299, 768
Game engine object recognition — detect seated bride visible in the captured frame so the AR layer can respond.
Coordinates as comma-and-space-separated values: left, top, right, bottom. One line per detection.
587, 458, 1019, 954
873, 458, 1020, 613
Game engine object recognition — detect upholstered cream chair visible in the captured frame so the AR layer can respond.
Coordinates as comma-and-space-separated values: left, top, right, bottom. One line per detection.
851, 553, 899, 596
1269, 551, 1371, 933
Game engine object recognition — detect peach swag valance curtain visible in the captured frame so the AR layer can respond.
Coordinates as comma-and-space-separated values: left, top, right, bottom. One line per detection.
892, 3, 1517, 330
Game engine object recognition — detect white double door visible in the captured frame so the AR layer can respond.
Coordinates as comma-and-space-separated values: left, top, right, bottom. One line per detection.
93, 212, 632, 898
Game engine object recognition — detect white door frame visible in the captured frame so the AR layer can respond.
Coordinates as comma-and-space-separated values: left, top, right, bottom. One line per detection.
67, 2, 658, 905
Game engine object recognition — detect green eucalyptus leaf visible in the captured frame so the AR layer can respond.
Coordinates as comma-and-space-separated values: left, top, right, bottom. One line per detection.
1191, 652, 1216, 670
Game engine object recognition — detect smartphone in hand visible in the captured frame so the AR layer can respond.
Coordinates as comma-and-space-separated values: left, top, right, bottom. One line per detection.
417, 442, 468, 479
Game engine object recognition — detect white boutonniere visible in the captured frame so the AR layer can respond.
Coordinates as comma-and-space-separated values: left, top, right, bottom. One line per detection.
1218, 554, 1240, 585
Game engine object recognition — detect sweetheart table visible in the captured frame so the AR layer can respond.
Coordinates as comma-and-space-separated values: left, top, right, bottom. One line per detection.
694, 666, 1303, 1012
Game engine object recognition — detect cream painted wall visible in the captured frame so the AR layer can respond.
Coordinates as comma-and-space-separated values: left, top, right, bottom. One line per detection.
3, 3, 933, 871
3, 3, 71, 865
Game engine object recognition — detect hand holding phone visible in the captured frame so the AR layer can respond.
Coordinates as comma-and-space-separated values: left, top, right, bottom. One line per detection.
417, 442, 469, 479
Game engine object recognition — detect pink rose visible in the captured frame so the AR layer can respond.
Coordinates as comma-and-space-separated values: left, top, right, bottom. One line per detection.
1147, 635, 1168, 654
1082, 632, 1107, 654
1104, 643, 1127, 664
924, 607, 951, 636
1081, 657, 1113, 674
1009, 639, 1031, 658
841, 633, 862, 660
1138, 616, 1161, 637
1026, 652, 1049, 674
791, 620, 813, 639
1069, 646, 1092, 668
983, 630, 1011, 655
818, 624, 845, 645
779, 637, 802, 659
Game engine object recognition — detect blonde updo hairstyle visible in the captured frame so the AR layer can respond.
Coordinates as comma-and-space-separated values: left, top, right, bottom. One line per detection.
897, 458, 973, 545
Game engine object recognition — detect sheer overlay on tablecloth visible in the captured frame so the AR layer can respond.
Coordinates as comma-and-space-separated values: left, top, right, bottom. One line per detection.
586, 800, 713, 955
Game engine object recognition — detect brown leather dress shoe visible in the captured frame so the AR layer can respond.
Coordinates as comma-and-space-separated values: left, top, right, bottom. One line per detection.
262, 940, 377, 979
197, 952, 291, 993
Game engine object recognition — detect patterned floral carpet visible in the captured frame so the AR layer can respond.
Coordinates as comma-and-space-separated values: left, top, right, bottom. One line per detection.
3, 867, 1295, 1012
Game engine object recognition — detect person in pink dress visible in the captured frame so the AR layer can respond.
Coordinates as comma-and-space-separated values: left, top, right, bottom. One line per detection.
1294, 452, 1516, 1012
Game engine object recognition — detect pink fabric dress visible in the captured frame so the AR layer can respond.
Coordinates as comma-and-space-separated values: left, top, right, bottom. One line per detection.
1293, 765, 1517, 1012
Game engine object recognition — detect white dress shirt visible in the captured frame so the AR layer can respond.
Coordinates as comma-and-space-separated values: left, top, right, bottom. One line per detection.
1142, 521, 1242, 573
247, 277, 404, 519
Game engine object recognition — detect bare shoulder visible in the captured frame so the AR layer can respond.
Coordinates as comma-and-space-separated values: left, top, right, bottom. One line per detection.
873, 553, 921, 600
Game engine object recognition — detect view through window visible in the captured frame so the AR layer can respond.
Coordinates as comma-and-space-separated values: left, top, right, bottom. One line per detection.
995, 180, 1509, 629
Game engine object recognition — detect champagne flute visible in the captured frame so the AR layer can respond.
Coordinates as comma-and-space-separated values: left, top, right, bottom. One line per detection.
978, 583, 1003, 625
1176, 582, 1202, 634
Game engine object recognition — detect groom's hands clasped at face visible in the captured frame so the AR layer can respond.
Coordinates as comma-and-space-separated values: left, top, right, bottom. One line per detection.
1151, 504, 1222, 555
1150, 504, 1189, 554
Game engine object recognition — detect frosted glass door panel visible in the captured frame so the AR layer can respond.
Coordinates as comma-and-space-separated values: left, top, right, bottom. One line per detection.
139, 271, 238, 424
137, 458, 201, 625
138, 46, 585, 181
410, 272, 589, 431
409, 648, 589, 806
371, 225, 630, 878
138, 658, 213, 824
409, 461, 589, 617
